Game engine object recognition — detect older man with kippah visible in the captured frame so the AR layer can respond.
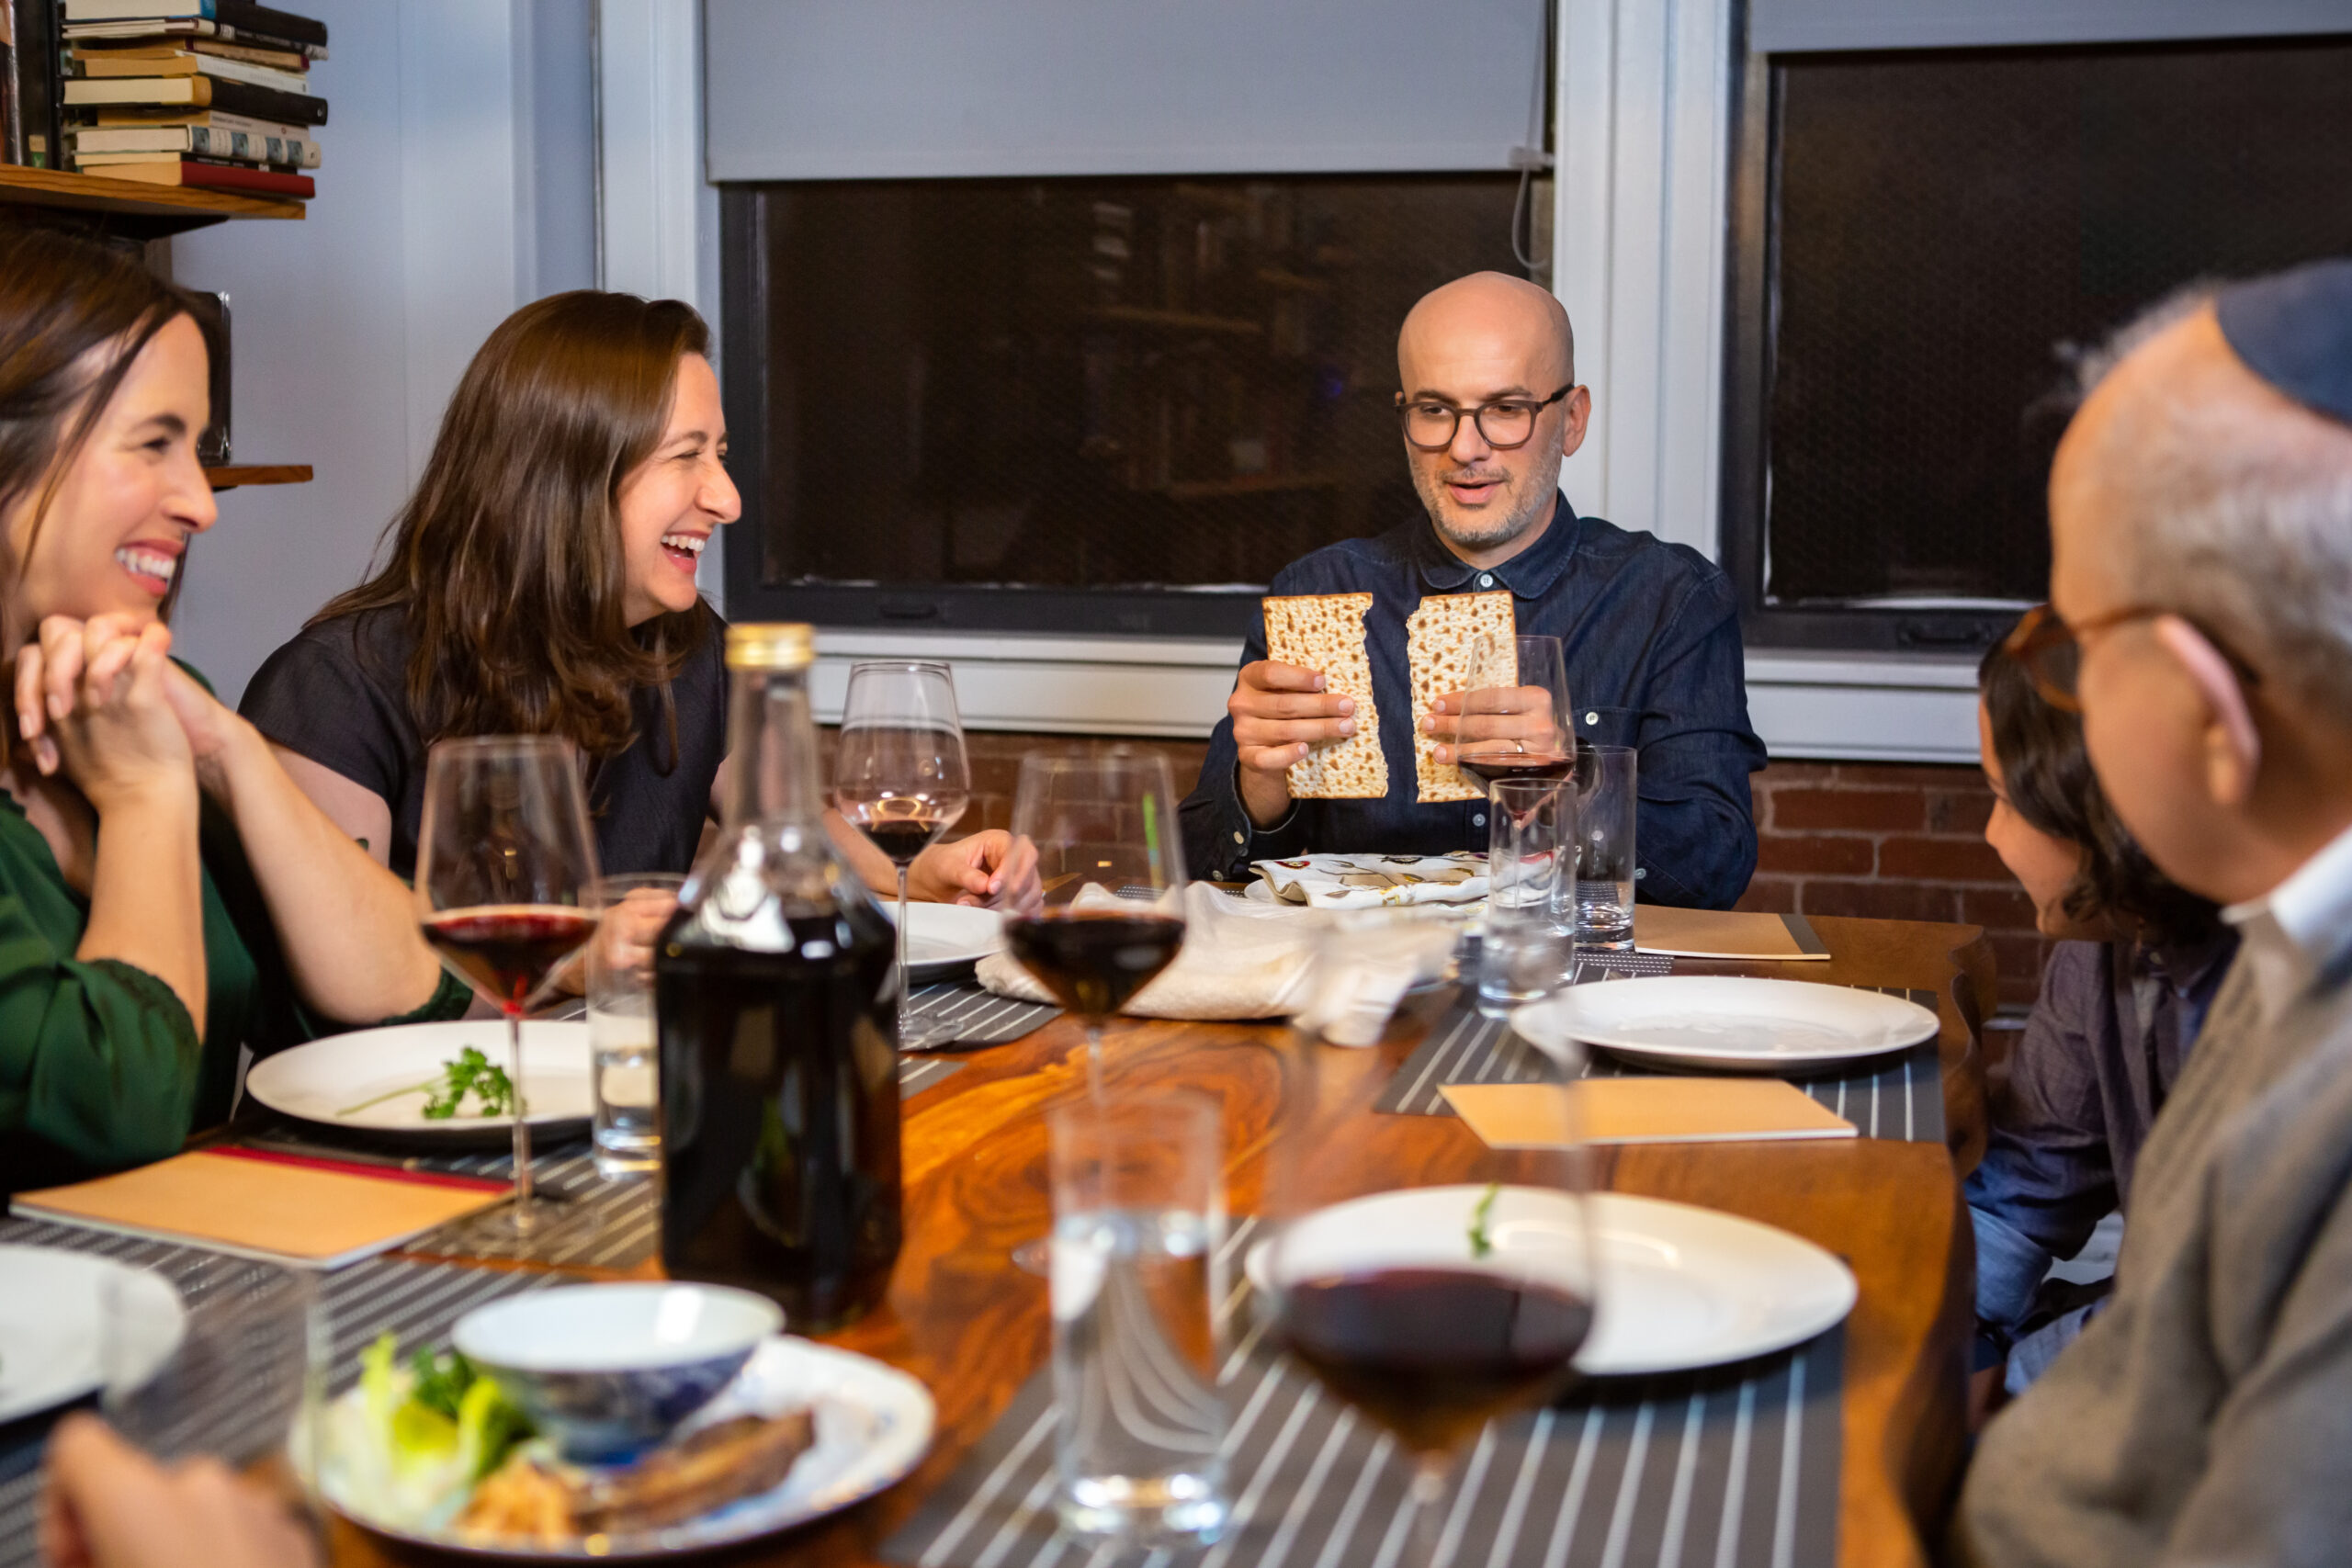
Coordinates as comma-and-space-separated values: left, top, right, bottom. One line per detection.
1956, 258, 2352, 1564
1177, 272, 1764, 907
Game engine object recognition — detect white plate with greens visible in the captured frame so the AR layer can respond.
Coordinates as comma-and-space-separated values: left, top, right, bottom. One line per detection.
244, 1021, 593, 1141
312, 1331, 934, 1558
0, 1248, 187, 1424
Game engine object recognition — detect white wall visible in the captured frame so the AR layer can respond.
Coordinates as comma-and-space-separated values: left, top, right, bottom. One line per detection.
171, 0, 597, 704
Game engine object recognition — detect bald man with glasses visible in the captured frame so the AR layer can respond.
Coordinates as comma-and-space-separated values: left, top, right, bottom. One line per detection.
1178, 271, 1765, 908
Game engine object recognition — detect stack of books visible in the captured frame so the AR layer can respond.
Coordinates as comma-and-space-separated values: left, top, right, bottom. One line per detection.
58, 0, 327, 197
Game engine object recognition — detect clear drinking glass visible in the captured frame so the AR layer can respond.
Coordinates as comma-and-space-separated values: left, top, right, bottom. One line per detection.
101, 1258, 329, 1540
1267, 990, 1594, 1568
587, 872, 684, 1179
1477, 776, 1577, 1018
415, 735, 603, 1238
833, 660, 972, 1050
1049, 1088, 1228, 1546
1570, 743, 1638, 952
1452, 633, 1574, 794
1004, 750, 1189, 1078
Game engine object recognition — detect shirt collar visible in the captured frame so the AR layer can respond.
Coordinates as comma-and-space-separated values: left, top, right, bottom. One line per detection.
1410, 491, 1581, 598
2220, 818, 2352, 1021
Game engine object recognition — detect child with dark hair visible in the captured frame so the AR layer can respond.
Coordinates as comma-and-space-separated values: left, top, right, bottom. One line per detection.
1967, 616, 2237, 1401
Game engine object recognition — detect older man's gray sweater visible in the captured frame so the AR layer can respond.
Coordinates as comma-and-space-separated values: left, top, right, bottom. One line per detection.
1955, 949, 2352, 1566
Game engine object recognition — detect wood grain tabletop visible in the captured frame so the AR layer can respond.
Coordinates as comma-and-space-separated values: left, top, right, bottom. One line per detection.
338, 914, 1989, 1568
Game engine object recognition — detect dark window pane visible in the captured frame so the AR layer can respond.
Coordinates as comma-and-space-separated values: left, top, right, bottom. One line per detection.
747, 175, 1527, 596
1764, 36, 2352, 608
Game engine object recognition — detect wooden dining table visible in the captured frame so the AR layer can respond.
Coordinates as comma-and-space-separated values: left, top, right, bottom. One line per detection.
334, 912, 1992, 1568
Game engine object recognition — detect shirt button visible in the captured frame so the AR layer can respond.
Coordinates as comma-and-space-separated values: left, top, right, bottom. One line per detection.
1634, 867, 1647, 880
1232, 830, 1245, 844
1476, 572, 1495, 588
1585, 711, 1599, 726
1472, 812, 1487, 827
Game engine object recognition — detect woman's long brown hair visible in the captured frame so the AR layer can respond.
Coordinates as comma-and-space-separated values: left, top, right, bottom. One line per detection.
314, 290, 716, 761
0, 229, 197, 648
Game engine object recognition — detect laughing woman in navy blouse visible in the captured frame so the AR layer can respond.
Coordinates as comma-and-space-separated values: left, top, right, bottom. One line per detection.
1177, 273, 1764, 907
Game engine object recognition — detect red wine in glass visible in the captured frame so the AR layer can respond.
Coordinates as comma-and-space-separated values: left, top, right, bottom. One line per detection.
423, 906, 600, 1013
1005, 910, 1186, 1017
1273, 1266, 1592, 1455
859, 813, 952, 866
1453, 750, 1576, 791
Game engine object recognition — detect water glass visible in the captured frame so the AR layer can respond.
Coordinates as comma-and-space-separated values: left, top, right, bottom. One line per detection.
1048, 1088, 1228, 1546
588, 873, 684, 1179
1570, 743, 1637, 952
1478, 776, 1575, 1018
102, 1258, 328, 1540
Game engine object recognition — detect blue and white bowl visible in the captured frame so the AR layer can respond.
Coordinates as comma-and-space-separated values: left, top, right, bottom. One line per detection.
452, 1283, 784, 1461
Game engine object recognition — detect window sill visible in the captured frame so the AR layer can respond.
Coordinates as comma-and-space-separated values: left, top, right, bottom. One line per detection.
812, 630, 1982, 762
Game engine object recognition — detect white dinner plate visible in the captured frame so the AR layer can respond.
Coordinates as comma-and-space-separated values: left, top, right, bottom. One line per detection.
243, 1021, 594, 1141
1513, 976, 1938, 1075
1246, 1187, 1856, 1377
881, 900, 1004, 980
0, 1248, 187, 1424
315, 1334, 934, 1559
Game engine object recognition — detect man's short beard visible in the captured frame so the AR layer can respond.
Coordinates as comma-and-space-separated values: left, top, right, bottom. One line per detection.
1414, 446, 1565, 555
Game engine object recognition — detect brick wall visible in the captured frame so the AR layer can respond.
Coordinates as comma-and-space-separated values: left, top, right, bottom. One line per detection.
834, 731, 2046, 1012
1734, 761, 2046, 1010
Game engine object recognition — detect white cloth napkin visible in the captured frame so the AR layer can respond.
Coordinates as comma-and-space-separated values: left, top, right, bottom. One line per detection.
1252, 851, 1490, 909
977, 882, 1331, 1021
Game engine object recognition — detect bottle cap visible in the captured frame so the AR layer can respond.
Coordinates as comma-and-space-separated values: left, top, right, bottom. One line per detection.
725, 623, 816, 671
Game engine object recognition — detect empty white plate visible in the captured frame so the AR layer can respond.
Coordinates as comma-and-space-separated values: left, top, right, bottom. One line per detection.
1247, 1186, 1855, 1376
1515, 976, 1938, 1075
315, 1334, 934, 1558
0, 1248, 187, 1424
243, 1020, 593, 1140
881, 900, 1004, 980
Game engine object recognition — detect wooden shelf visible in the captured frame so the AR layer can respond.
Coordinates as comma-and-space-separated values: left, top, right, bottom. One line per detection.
0, 164, 304, 238
206, 464, 311, 491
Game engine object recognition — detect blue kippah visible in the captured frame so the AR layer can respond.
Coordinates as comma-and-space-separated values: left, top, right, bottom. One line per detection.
2215, 258, 2352, 427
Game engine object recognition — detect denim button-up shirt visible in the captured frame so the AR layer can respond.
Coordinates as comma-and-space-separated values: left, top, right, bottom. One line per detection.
1177, 495, 1766, 908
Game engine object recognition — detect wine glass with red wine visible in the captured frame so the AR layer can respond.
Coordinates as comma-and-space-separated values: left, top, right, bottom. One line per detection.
1452, 634, 1576, 792
1004, 751, 1189, 1077
833, 660, 972, 1050
415, 735, 602, 1238
1263, 962, 1596, 1566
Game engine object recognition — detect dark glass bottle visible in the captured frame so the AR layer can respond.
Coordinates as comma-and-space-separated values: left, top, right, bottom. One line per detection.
656, 623, 901, 1332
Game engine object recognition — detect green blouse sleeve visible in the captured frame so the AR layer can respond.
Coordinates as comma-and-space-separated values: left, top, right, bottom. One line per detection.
0, 894, 201, 1182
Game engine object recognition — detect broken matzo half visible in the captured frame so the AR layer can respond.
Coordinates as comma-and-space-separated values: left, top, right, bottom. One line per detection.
1261, 592, 1387, 800
1405, 590, 1518, 803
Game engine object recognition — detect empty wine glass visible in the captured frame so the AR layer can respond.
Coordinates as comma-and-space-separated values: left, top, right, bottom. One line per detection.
1451, 633, 1575, 793
832, 660, 973, 1050
414, 736, 602, 1239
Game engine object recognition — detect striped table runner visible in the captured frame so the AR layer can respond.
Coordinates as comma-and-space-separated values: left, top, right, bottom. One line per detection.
884, 1219, 1843, 1568
908, 983, 1062, 1048
0, 1220, 563, 1568
1376, 987, 1949, 1145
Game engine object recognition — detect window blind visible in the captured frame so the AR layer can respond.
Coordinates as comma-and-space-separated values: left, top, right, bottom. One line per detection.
1749, 0, 2349, 54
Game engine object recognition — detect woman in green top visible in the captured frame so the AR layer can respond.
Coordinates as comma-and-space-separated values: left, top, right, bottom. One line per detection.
0, 229, 466, 1194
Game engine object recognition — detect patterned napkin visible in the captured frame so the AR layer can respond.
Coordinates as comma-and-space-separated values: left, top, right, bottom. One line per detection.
1252, 850, 1489, 908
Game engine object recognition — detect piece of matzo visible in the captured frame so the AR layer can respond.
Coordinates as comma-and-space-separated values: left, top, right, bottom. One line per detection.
1405, 591, 1518, 803
1261, 592, 1387, 800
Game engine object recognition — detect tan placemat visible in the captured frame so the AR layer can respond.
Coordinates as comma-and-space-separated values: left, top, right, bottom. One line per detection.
1635, 907, 1831, 960
1444, 1077, 1859, 1145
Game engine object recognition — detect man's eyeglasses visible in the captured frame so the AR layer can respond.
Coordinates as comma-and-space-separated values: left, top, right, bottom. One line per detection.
1396, 384, 1577, 451
2000, 601, 2262, 714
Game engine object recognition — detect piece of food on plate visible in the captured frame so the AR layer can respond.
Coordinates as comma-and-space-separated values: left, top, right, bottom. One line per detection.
1262, 592, 1387, 800
458, 1411, 820, 1541
1405, 591, 1516, 803
322, 1336, 539, 1532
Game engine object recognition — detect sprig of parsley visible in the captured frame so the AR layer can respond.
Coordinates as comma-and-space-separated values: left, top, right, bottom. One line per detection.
336, 1047, 515, 1120
1468, 1182, 1501, 1258
420, 1047, 514, 1121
